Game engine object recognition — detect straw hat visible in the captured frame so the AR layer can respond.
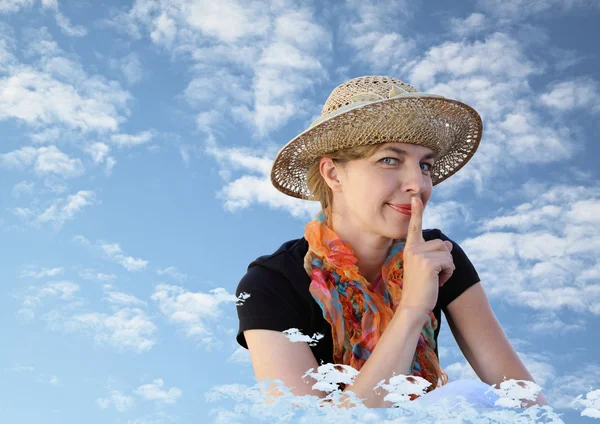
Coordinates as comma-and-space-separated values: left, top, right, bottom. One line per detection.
270, 75, 483, 200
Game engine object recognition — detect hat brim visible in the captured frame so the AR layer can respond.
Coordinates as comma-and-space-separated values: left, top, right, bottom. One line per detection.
271, 96, 482, 200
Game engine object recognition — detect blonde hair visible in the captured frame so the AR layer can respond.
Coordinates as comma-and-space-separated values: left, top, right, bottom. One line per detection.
306, 143, 384, 210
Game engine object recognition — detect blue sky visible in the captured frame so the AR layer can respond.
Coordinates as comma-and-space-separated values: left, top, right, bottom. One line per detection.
1, 0, 599, 422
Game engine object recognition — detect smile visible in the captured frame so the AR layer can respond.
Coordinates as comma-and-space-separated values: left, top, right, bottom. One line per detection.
387, 203, 411, 216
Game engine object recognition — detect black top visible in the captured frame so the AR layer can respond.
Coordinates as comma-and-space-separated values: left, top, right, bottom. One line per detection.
235, 229, 480, 365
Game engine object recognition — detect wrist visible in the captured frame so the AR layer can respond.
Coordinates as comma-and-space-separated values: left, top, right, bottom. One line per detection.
395, 306, 430, 322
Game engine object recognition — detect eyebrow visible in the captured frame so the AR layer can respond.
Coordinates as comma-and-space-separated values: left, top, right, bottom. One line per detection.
377, 146, 437, 161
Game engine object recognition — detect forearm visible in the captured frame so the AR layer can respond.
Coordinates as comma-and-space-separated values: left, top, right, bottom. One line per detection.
337, 308, 429, 408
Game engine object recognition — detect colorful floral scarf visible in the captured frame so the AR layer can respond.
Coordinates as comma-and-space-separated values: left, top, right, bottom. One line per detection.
303, 207, 448, 396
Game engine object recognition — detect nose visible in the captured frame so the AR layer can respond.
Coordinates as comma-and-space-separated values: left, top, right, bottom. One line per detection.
399, 161, 429, 195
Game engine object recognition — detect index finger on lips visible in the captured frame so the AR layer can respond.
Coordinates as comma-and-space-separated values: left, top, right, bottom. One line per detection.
405, 196, 424, 247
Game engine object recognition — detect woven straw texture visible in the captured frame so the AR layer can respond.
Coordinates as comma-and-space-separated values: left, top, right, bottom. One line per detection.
271, 76, 483, 200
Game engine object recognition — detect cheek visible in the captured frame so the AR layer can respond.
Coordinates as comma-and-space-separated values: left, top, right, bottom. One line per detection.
345, 169, 392, 208
352, 182, 391, 219
354, 178, 387, 202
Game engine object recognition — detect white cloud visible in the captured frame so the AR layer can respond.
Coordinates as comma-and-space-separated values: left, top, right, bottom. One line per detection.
206, 140, 320, 219
0, 145, 37, 168
217, 171, 321, 219
12, 180, 35, 198
303, 363, 360, 394
156, 266, 188, 282
205, 378, 566, 419
460, 182, 600, 316
179, 145, 190, 166
78, 269, 116, 281
151, 284, 237, 346
42, 176, 68, 194
450, 13, 487, 37
33, 190, 96, 229
65, 308, 157, 353
0, 0, 85, 36
206, 142, 272, 176
4, 363, 34, 372
227, 347, 251, 365
113, 2, 329, 139
243, 9, 329, 137
217, 172, 320, 219
20, 283, 155, 354
529, 310, 585, 334
96, 390, 135, 412
349, 32, 415, 72
0, 0, 35, 13
540, 77, 600, 113
572, 388, 600, 418
120, 53, 144, 85
72, 234, 90, 245
183, 71, 252, 111
35, 146, 84, 177
0, 145, 84, 178
54, 10, 87, 37
0, 26, 131, 137
547, 364, 600, 409
84, 142, 110, 165
421, 200, 472, 233
0, 67, 130, 132
19, 266, 63, 279
105, 156, 117, 175
11, 207, 34, 220
134, 378, 182, 404
444, 361, 479, 381
206, 28, 549, 208
477, 0, 600, 22
407, 33, 536, 89
100, 242, 148, 272
18, 280, 80, 319
103, 291, 146, 307
437, 346, 451, 360
39, 282, 79, 299
37, 374, 62, 386
29, 127, 60, 144
150, 12, 177, 48
110, 130, 154, 147
390, 33, 588, 197
343, 0, 416, 73
282, 328, 324, 346
183, 0, 270, 43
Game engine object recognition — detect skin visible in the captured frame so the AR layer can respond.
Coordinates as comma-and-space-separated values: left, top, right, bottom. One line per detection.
320, 141, 442, 282
245, 140, 549, 408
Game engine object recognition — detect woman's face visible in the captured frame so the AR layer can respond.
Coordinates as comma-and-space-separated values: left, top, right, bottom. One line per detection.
329, 142, 436, 240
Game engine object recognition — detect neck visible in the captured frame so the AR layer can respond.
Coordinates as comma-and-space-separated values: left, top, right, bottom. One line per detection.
329, 209, 393, 283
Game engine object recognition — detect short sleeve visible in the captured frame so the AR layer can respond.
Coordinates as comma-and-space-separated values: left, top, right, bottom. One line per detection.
437, 232, 481, 311
235, 264, 309, 349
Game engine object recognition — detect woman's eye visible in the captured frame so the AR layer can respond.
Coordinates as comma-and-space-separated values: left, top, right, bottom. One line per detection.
380, 158, 433, 172
380, 157, 399, 165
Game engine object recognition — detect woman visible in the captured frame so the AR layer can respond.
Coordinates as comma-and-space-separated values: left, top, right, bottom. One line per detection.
235, 76, 548, 409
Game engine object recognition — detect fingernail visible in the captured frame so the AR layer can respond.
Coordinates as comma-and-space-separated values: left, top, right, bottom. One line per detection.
412, 197, 416, 207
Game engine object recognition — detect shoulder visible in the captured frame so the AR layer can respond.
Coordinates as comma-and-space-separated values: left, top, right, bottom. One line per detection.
249, 237, 308, 270
236, 237, 308, 297
235, 238, 312, 348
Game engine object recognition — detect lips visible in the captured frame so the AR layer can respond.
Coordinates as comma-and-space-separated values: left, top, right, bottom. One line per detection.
389, 203, 412, 210
387, 203, 412, 214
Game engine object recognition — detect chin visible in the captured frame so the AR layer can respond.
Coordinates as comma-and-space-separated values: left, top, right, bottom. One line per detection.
380, 228, 407, 240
